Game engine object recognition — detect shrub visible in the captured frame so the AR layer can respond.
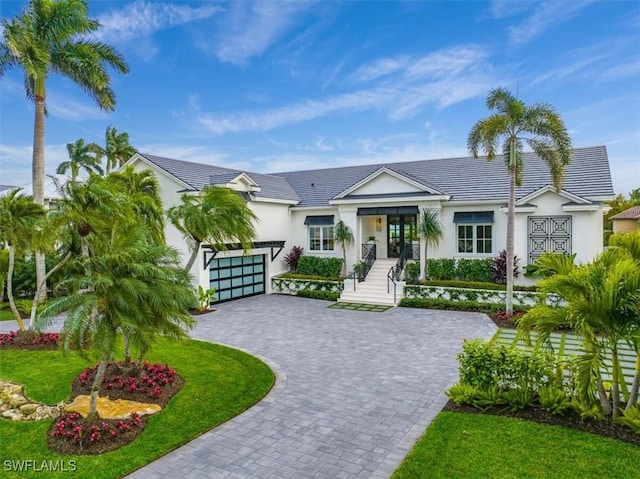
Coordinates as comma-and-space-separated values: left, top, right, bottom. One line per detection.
278, 273, 342, 281
456, 258, 493, 282
470, 386, 507, 411
404, 262, 420, 283
296, 255, 343, 278
284, 246, 304, 272
421, 279, 537, 292
491, 249, 520, 284
457, 340, 556, 392
503, 388, 536, 411
615, 405, 640, 433
538, 386, 571, 415
398, 297, 530, 314
296, 289, 339, 301
446, 383, 478, 406
426, 258, 456, 280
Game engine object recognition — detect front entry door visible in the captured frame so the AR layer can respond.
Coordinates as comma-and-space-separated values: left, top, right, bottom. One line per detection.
387, 215, 416, 258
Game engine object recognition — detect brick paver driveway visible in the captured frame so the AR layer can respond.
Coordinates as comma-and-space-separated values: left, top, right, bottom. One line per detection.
127, 295, 495, 478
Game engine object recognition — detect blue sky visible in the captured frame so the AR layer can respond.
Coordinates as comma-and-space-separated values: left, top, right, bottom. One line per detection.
1, 0, 638, 195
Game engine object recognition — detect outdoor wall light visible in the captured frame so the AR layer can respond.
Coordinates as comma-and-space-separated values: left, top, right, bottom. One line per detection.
376, 217, 382, 231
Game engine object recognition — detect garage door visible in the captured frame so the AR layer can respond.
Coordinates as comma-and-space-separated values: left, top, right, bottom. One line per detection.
209, 254, 265, 303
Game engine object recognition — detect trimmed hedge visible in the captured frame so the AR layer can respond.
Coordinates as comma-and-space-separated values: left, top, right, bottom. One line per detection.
296, 289, 340, 301
421, 280, 538, 292
278, 272, 342, 281
399, 297, 530, 314
296, 256, 343, 278
426, 258, 493, 282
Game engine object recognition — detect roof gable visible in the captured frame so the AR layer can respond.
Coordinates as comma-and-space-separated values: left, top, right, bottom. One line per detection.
515, 185, 592, 206
610, 205, 640, 220
334, 167, 442, 199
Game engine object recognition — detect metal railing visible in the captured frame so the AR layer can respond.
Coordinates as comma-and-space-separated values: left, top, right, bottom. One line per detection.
359, 244, 377, 282
387, 244, 412, 303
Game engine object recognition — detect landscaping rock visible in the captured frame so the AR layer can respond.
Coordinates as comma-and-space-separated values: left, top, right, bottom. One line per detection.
64, 395, 162, 419
19, 403, 37, 415
2, 409, 24, 421
0, 380, 63, 421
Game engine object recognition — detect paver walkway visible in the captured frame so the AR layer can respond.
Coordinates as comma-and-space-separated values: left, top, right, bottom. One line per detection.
128, 295, 495, 479
0, 296, 495, 478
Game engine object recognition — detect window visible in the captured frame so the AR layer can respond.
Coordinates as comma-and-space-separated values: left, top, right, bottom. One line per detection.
457, 224, 492, 254
309, 226, 334, 251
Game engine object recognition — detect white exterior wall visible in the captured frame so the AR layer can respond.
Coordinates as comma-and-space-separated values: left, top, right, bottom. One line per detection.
438, 204, 505, 259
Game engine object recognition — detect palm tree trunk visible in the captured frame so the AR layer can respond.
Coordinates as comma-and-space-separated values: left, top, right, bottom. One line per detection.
183, 240, 201, 273
6, 245, 25, 331
33, 94, 47, 303
88, 353, 110, 420
626, 353, 640, 410
506, 146, 516, 316
28, 252, 72, 330
342, 246, 347, 277
596, 375, 613, 416
611, 346, 620, 419
123, 332, 131, 365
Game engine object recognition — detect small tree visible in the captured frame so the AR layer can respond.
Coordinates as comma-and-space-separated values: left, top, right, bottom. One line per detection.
418, 208, 443, 279
491, 250, 520, 284
56, 139, 103, 180
333, 220, 353, 277
284, 246, 304, 272
98, 126, 137, 174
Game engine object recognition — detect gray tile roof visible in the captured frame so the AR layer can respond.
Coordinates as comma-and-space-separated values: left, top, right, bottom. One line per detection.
139, 154, 300, 203
610, 205, 640, 220
140, 146, 614, 208
277, 145, 614, 207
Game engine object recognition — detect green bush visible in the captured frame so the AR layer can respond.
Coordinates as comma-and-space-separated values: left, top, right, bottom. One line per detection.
421, 280, 538, 292
404, 262, 420, 283
470, 385, 507, 411
456, 258, 493, 282
278, 272, 341, 281
398, 297, 530, 314
538, 386, 571, 415
446, 383, 478, 406
296, 289, 340, 301
457, 340, 557, 392
426, 258, 493, 282
503, 388, 536, 412
296, 256, 343, 278
426, 258, 456, 280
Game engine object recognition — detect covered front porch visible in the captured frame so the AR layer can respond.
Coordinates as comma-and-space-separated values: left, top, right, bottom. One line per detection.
357, 206, 420, 261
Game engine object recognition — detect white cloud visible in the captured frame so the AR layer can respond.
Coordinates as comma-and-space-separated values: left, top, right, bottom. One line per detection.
0, 143, 69, 186
192, 44, 495, 135
351, 56, 409, 82
488, 0, 534, 19
211, 0, 317, 65
93, 1, 220, 44
47, 93, 109, 121
509, 0, 598, 45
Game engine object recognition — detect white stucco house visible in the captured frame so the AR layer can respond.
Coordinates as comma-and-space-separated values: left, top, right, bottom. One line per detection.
125, 145, 614, 304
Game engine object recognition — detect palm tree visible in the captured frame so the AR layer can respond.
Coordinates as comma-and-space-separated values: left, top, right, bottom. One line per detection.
0, 0, 129, 293
167, 186, 258, 273
418, 208, 443, 280
99, 126, 137, 174
56, 139, 103, 180
39, 231, 195, 419
0, 189, 45, 330
333, 220, 353, 277
518, 249, 640, 418
468, 88, 572, 315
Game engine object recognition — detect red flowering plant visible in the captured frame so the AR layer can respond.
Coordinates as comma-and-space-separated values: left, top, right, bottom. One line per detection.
0, 331, 60, 348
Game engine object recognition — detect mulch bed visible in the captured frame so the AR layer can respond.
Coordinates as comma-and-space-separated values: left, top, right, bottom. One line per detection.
0, 330, 59, 351
443, 400, 640, 447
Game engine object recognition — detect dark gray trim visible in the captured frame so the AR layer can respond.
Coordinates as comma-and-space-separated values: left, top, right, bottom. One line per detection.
453, 211, 495, 224
357, 206, 419, 216
304, 215, 334, 225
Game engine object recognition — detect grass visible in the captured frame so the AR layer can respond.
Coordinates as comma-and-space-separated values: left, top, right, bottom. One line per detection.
0, 338, 274, 478
392, 412, 640, 479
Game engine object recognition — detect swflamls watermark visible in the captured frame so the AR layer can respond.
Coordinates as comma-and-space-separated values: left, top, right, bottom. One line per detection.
3, 460, 77, 473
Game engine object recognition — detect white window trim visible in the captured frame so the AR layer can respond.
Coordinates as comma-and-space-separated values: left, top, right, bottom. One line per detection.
456, 223, 493, 256
309, 225, 335, 252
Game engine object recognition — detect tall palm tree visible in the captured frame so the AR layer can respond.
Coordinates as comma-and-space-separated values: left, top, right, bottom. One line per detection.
99, 126, 136, 174
468, 88, 572, 315
418, 208, 443, 280
333, 220, 353, 277
167, 186, 258, 273
0, 0, 129, 293
0, 189, 45, 330
57, 138, 103, 180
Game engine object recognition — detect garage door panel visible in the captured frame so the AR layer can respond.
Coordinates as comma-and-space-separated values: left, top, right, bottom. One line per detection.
209, 254, 266, 304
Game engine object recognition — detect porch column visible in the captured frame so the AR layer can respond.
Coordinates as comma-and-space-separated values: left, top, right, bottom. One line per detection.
338, 207, 359, 273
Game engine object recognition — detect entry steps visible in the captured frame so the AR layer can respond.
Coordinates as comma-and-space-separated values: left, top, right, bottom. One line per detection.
338, 259, 404, 306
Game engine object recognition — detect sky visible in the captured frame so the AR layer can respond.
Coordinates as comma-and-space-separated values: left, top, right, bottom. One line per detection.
0, 0, 638, 195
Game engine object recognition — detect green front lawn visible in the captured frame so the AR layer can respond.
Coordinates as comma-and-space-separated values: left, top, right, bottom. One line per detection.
392, 412, 640, 479
0, 338, 274, 478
